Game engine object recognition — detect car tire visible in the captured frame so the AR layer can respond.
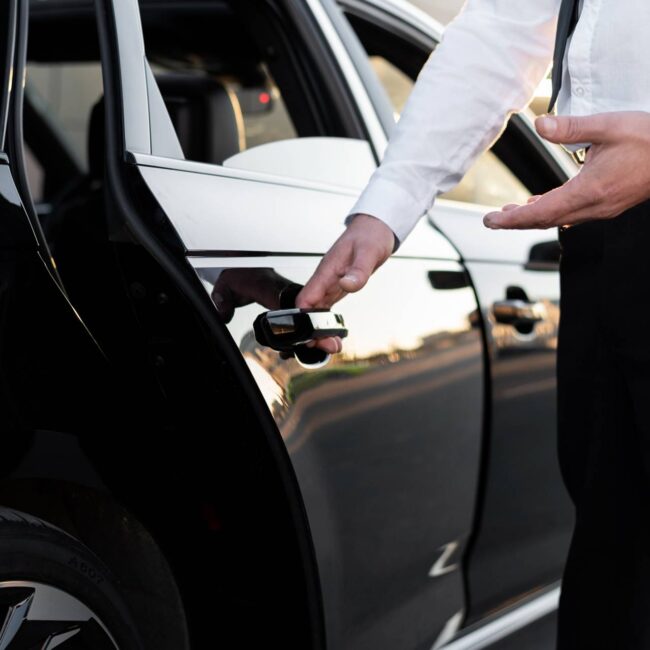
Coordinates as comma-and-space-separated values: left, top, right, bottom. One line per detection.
0, 507, 143, 649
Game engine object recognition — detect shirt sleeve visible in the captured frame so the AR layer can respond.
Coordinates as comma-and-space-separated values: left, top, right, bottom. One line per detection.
346, 0, 562, 247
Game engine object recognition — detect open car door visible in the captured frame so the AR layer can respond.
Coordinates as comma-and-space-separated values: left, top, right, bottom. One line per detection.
0, 0, 112, 444
95, 0, 485, 647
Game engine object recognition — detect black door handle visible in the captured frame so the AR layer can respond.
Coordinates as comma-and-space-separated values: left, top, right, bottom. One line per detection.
254, 308, 348, 357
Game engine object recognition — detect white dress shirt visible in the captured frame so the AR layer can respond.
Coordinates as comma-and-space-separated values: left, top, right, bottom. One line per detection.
348, 0, 650, 247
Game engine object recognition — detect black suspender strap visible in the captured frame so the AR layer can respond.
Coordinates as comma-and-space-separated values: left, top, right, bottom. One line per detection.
548, 0, 581, 112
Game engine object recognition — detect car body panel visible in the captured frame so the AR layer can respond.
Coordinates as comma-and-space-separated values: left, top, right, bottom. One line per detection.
190, 254, 483, 649
134, 153, 459, 261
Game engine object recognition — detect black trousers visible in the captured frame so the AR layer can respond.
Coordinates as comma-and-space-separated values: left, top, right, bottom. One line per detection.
556, 200, 650, 649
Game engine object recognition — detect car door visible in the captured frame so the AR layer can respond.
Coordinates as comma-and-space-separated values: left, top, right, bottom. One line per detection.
96, 0, 484, 648
338, 0, 576, 624
0, 1, 119, 452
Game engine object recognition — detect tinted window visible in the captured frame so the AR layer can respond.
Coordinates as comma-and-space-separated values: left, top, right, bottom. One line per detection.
136, 1, 334, 166
26, 62, 103, 170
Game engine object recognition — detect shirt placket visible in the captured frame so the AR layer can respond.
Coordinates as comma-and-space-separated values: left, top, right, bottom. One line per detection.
566, 0, 598, 115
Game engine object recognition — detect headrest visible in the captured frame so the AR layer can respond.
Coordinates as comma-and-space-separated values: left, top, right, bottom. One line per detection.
86, 75, 245, 176
155, 74, 246, 164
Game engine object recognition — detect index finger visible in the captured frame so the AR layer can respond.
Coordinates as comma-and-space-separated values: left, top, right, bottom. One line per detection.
297, 272, 346, 310
296, 248, 348, 309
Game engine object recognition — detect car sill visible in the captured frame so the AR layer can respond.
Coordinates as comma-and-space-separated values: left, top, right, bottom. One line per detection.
440, 583, 560, 650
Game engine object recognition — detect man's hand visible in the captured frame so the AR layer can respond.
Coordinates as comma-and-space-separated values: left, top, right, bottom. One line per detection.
296, 214, 395, 310
295, 214, 394, 355
483, 111, 650, 230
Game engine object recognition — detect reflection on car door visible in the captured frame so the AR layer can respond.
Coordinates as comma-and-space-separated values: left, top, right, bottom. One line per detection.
97, 0, 486, 647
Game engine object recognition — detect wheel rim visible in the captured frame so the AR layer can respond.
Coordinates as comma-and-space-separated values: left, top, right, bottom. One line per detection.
0, 581, 119, 649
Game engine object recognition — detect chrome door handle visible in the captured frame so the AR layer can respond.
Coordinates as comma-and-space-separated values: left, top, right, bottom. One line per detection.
492, 299, 546, 326
254, 308, 348, 353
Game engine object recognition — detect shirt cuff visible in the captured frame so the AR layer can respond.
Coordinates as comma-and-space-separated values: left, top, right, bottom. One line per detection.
344, 177, 428, 250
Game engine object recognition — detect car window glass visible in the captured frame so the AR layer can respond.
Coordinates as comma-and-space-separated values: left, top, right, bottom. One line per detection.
24, 143, 44, 203
26, 62, 103, 171
24, 2, 108, 225
368, 53, 531, 208
148, 61, 297, 161
136, 1, 330, 166
22, 60, 103, 215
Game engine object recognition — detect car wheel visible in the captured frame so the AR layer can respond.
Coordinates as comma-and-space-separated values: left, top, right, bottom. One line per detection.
0, 507, 143, 649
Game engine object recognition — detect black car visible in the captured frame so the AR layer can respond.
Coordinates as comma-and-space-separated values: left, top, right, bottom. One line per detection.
0, 0, 576, 648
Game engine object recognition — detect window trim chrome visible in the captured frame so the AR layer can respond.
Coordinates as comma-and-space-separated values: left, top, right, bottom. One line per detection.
100, 0, 151, 154
305, 0, 388, 157
340, 0, 445, 42
438, 584, 560, 650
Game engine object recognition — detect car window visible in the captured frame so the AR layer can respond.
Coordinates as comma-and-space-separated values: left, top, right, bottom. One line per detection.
137, 1, 340, 166
26, 62, 103, 171
24, 143, 45, 203
366, 43, 531, 208
147, 61, 297, 161
23, 61, 102, 211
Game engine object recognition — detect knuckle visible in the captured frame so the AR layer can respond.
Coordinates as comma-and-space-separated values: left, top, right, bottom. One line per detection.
539, 216, 555, 230
563, 118, 580, 141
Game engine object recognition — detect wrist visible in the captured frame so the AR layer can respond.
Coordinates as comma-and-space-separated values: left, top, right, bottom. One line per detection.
347, 213, 399, 254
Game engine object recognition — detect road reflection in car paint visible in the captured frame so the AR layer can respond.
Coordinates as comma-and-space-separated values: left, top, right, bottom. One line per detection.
193, 257, 484, 650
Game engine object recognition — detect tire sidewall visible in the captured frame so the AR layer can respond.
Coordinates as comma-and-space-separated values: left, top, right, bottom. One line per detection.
0, 520, 143, 649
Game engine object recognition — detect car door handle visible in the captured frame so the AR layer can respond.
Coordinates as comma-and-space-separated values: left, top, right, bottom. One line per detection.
492, 299, 546, 326
254, 308, 348, 353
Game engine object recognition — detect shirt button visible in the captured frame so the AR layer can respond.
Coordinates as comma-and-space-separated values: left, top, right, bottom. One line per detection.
574, 86, 585, 97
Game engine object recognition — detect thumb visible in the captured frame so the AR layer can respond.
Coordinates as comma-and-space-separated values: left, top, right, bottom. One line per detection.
338, 245, 381, 293
535, 113, 611, 145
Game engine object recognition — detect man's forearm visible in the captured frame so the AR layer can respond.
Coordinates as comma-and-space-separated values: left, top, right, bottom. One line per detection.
347, 0, 561, 246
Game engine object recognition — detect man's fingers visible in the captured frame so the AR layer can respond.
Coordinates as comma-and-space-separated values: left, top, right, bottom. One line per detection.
483, 178, 594, 229
310, 336, 343, 355
535, 113, 613, 146
298, 214, 393, 308
296, 243, 350, 309
338, 246, 377, 293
